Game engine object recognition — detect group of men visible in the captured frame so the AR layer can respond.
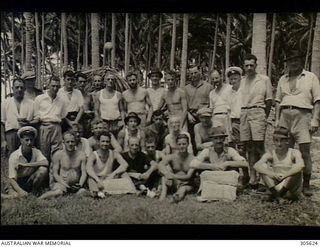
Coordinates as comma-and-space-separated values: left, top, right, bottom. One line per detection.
1, 49, 319, 203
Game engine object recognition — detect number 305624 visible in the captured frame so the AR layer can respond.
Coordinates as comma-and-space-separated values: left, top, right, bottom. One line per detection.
301, 241, 318, 245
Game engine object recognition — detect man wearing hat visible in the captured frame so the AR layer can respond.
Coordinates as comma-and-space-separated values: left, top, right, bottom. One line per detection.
1, 78, 36, 155
275, 49, 320, 196
190, 126, 248, 173
1, 126, 48, 199
254, 127, 305, 202
118, 112, 146, 152
239, 54, 273, 189
122, 71, 153, 127
21, 71, 43, 101
147, 67, 166, 111
194, 107, 215, 152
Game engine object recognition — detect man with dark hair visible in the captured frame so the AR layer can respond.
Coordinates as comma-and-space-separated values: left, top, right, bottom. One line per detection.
69, 123, 92, 158
147, 68, 166, 111
122, 71, 153, 127
20, 71, 43, 101
254, 127, 305, 202
59, 70, 84, 132
1, 126, 48, 199
1, 78, 36, 154
239, 53, 273, 189
157, 70, 188, 131
145, 110, 169, 150
39, 131, 88, 199
275, 49, 320, 196
158, 133, 195, 202
94, 71, 125, 137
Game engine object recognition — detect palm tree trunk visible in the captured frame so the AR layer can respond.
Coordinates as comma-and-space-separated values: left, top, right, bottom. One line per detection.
252, 13, 267, 74
11, 12, 15, 77
209, 14, 219, 84
61, 13, 68, 69
124, 13, 129, 75
41, 13, 45, 83
103, 13, 107, 66
35, 12, 41, 88
305, 13, 314, 70
180, 14, 189, 88
128, 17, 132, 69
84, 13, 89, 69
77, 18, 81, 70
111, 13, 116, 68
21, 17, 24, 72
311, 13, 320, 78
170, 14, 177, 71
91, 13, 100, 70
24, 12, 33, 71
225, 14, 231, 70
157, 14, 162, 68
268, 13, 276, 79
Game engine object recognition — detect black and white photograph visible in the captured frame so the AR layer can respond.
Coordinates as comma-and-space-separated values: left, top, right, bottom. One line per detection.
0, 9, 320, 236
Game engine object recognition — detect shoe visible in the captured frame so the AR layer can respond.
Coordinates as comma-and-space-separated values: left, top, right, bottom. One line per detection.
97, 191, 106, 198
146, 190, 156, 198
257, 184, 267, 193
302, 187, 313, 197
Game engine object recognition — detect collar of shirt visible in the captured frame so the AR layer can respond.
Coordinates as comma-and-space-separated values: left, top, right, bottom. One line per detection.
16, 146, 36, 163
190, 80, 204, 89
283, 69, 307, 79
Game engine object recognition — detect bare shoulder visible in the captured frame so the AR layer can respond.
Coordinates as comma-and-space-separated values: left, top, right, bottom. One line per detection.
52, 149, 63, 159
118, 129, 125, 138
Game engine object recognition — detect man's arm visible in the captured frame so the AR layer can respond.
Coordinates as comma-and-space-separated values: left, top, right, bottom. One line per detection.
140, 131, 146, 152
265, 99, 273, 119
173, 168, 195, 180
311, 101, 320, 133
86, 153, 101, 183
194, 125, 213, 151
93, 92, 101, 120
78, 156, 87, 187
156, 94, 166, 111
116, 130, 125, 151
1, 122, 7, 152
275, 102, 281, 128
281, 149, 304, 179
108, 152, 129, 178
253, 153, 278, 179
18, 159, 48, 168
52, 152, 69, 188
110, 133, 123, 153
264, 77, 274, 118
118, 93, 126, 125
140, 160, 158, 180
145, 91, 153, 124
74, 106, 84, 124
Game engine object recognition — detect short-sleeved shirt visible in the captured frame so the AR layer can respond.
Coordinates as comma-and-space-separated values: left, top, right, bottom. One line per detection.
122, 151, 151, 173
240, 74, 273, 108
195, 146, 245, 164
184, 81, 213, 110
275, 70, 320, 109
226, 88, 243, 119
34, 91, 68, 123
147, 87, 166, 110
209, 83, 232, 114
58, 87, 84, 113
1, 97, 35, 132
8, 146, 48, 179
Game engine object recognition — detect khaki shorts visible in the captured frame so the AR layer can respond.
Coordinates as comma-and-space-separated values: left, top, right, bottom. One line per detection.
279, 108, 312, 144
240, 108, 266, 142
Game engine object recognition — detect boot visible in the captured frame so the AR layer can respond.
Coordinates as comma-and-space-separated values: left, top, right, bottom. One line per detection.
302, 174, 313, 197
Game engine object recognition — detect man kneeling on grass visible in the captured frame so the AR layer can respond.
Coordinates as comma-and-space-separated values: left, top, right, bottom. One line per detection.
39, 131, 87, 199
254, 127, 304, 202
158, 133, 195, 203
1, 126, 48, 199
86, 131, 129, 198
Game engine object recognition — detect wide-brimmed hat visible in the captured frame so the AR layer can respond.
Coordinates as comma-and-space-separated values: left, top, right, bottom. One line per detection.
147, 68, 163, 79
197, 107, 212, 117
21, 71, 36, 80
273, 127, 290, 139
226, 66, 243, 77
284, 50, 303, 62
17, 126, 38, 139
124, 112, 141, 125
210, 126, 228, 138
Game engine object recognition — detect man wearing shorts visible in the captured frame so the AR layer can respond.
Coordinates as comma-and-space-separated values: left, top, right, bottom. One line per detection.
240, 54, 273, 188
275, 49, 320, 196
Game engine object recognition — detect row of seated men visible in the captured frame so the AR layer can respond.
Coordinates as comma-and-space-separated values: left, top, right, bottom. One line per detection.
2, 111, 304, 203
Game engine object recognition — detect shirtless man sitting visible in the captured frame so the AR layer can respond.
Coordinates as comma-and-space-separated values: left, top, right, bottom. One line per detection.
158, 133, 195, 203
254, 127, 304, 202
122, 71, 153, 127
39, 131, 87, 199
86, 131, 129, 198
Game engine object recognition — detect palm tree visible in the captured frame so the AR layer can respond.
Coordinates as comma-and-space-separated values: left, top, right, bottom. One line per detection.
225, 14, 231, 70
11, 13, 15, 77
91, 13, 100, 69
170, 14, 177, 70
124, 13, 129, 75
24, 12, 33, 71
35, 12, 41, 88
311, 13, 320, 78
268, 13, 276, 79
61, 13, 68, 69
111, 13, 116, 68
180, 13, 189, 87
157, 14, 162, 68
252, 13, 267, 74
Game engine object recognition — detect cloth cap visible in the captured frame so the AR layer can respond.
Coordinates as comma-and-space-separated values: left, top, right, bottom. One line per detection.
17, 126, 38, 139
273, 127, 290, 139
197, 107, 213, 117
21, 71, 36, 80
226, 67, 243, 77
147, 68, 163, 78
124, 112, 141, 126
210, 126, 228, 137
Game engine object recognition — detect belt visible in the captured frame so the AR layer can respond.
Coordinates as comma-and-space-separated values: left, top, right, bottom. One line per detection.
41, 121, 60, 126
281, 105, 311, 111
213, 112, 228, 115
241, 106, 265, 110
102, 118, 121, 122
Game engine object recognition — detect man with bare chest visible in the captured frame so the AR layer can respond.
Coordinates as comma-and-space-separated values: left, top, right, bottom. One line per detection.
39, 132, 87, 199
158, 133, 195, 202
157, 70, 188, 130
122, 71, 153, 127
194, 108, 215, 152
